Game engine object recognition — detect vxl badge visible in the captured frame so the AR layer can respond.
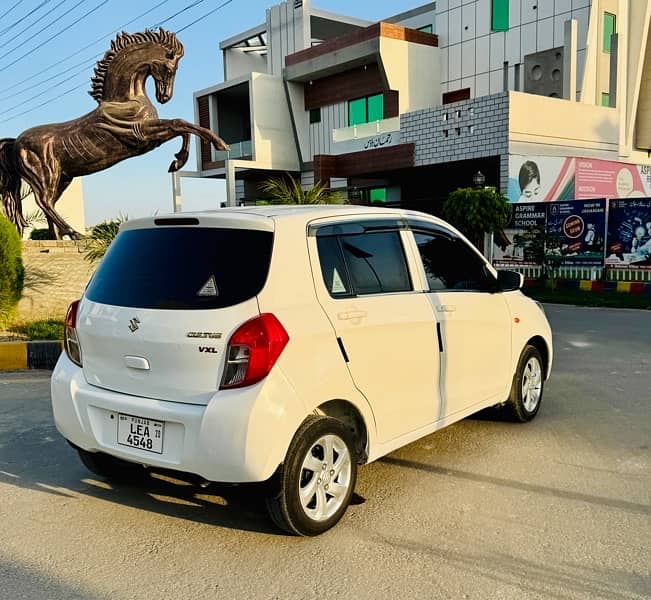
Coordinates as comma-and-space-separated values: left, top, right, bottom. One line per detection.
128, 317, 140, 333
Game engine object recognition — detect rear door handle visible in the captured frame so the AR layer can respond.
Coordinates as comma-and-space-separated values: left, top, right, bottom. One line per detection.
337, 310, 367, 320
436, 305, 456, 313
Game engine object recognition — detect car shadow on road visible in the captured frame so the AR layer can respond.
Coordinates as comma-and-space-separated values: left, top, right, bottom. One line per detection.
378, 455, 651, 517
0, 422, 283, 536
0, 556, 108, 600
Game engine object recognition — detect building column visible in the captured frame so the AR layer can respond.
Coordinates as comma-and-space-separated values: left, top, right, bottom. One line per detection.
225, 160, 237, 206
563, 19, 578, 101
171, 172, 182, 213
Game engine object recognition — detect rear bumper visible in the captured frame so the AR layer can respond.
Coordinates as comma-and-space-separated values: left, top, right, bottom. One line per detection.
51, 353, 305, 483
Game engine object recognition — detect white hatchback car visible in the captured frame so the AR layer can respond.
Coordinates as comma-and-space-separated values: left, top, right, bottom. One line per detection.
52, 206, 552, 535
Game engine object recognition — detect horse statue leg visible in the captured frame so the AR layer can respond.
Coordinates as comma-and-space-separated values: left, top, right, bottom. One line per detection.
19, 146, 82, 239
169, 133, 190, 173
142, 119, 229, 171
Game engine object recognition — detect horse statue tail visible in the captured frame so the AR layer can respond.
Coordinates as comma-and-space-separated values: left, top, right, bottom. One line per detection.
0, 138, 27, 234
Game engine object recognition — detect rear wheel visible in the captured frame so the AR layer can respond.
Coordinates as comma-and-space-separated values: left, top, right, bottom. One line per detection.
265, 416, 357, 536
505, 345, 545, 422
76, 448, 145, 482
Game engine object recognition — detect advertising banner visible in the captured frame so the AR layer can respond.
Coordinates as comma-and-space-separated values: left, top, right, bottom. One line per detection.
508, 155, 651, 204
605, 198, 651, 269
545, 199, 607, 267
493, 202, 546, 267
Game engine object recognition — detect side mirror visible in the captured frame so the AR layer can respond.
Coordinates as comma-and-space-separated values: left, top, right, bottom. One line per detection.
497, 270, 524, 291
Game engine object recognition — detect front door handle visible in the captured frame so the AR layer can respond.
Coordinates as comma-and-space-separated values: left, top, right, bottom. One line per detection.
337, 310, 367, 320
436, 305, 456, 313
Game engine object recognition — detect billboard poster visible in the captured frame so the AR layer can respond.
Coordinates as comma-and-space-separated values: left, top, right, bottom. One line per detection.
508, 156, 573, 203
605, 198, 651, 269
509, 155, 651, 204
493, 202, 546, 267
545, 199, 607, 267
575, 159, 651, 199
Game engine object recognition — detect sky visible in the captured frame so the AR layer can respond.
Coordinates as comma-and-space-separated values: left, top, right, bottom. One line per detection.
0, 0, 427, 227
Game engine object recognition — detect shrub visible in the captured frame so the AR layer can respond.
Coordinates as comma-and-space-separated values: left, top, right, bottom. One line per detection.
30, 227, 54, 240
442, 187, 511, 250
9, 319, 64, 340
0, 213, 25, 328
84, 216, 127, 264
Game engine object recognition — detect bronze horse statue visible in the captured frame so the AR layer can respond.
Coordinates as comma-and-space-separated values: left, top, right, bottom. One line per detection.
0, 29, 228, 238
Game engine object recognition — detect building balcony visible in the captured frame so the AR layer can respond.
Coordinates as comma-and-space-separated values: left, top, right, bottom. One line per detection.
330, 117, 401, 155
332, 117, 400, 143
213, 140, 253, 161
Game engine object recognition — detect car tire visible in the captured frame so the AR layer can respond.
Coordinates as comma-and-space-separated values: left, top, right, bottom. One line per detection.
77, 448, 145, 482
505, 345, 545, 422
265, 416, 358, 536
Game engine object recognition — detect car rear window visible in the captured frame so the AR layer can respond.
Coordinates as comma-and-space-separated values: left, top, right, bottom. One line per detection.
85, 227, 273, 309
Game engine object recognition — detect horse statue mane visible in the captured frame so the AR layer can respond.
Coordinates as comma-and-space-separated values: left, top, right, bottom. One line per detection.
89, 29, 183, 103
0, 28, 227, 239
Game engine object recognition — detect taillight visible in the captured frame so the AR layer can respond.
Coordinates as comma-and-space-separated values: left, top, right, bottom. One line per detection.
64, 300, 83, 367
220, 313, 289, 389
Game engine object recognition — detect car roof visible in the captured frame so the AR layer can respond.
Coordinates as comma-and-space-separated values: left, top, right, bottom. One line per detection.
121, 205, 449, 231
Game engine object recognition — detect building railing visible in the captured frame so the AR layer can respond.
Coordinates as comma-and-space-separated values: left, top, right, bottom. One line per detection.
332, 117, 400, 143
213, 140, 252, 161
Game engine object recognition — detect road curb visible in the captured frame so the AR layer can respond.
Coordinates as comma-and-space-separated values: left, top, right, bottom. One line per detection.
0, 341, 62, 371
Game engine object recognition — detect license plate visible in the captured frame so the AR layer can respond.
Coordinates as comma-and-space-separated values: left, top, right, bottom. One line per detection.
117, 413, 164, 454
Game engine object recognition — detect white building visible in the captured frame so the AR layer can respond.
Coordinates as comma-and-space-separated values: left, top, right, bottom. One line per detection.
185, 0, 651, 209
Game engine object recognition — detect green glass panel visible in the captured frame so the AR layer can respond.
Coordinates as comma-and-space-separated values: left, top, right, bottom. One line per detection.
370, 188, 387, 204
491, 0, 509, 31
603, 13, 616, 53
367, 94, 384, 122
418, 24, 433, 34
601, 92, 610, 107
348, 98, 367, 126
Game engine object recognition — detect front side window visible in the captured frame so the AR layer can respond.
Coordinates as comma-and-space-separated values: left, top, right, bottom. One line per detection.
317, 230, 411, 296
348, 94, 384, 126
413, 230, 496, 292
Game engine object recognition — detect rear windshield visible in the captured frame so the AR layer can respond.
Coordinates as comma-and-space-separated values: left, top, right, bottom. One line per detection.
85, 227, 273, 310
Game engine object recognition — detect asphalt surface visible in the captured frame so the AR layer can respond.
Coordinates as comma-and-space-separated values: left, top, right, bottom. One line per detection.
0, 304, 649, 600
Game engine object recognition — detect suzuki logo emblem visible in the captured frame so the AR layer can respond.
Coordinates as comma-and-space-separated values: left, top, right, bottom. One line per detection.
128, 317, 140, 333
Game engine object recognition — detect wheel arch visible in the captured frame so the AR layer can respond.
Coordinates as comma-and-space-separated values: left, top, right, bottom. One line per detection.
314, 399, 369, 464
526, 335, 550, 380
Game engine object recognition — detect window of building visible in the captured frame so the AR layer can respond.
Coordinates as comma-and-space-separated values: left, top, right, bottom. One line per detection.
491, 0, 509, 31
418, 24, 433, 34
601, 92, 610, 107
348, 94, 384, 126
309, 108, 321, 124
316, 230, 412, 296
369, 188, 387, 204
412, 230, 496, 292
603, 12, 616, 53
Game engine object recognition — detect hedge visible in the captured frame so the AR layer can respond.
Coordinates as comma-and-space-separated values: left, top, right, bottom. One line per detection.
0, 214, 25, 328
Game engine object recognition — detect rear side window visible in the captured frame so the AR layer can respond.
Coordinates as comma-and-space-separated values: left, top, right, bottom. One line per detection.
317, 231, 412, 296
85, 227, 273, 309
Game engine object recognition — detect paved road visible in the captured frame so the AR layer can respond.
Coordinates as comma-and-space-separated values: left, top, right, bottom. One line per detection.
0, 305, 649, 600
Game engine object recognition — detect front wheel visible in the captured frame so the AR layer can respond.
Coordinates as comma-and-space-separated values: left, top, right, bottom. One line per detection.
504, 345, 545, 422
265, 416, 357, 536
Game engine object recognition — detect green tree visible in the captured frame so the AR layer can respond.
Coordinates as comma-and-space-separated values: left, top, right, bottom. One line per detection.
442, 187, 511, 250
260, 176, 342, 205
0, 213, 25, 328
84, 216, 127, 264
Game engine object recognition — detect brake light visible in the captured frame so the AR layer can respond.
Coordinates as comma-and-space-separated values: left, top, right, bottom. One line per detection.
220, 313, 289, 389
64, 300, 83, 367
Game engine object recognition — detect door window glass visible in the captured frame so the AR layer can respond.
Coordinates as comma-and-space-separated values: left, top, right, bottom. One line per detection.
603, 12, 616, 53
316, 230, 411, 296
348, 98, 367, 126
414, 231, 496, 292
316, 236, 352, 297
341, 232, 411, 295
